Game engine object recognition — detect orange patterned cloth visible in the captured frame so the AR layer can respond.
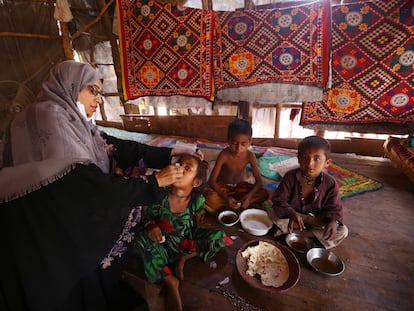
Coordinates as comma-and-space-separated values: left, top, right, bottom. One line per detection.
302, 0, 414, 125
117, 1, 215, 99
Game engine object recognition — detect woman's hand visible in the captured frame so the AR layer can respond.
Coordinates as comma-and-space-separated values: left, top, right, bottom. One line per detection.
323, 220, 338, 240
288, 212, 306, 232
104, 143, 115, 155
146, 223, 164, 243
154, 165, 183, 187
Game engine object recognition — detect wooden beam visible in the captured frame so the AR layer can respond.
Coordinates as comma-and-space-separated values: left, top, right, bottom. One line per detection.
59, 21, 74, 60
71, 0, 115, 41
274, 103, 282, 138
203, 0, 212, 10
95, 0, 124, 106
238, 101, 250, 120
11, 0, 55, 2
0, 31, 107, 41
0, 32, 60, 40
316, 129, 326, 137
99, 99, 108, 121
244, 0, 255, 10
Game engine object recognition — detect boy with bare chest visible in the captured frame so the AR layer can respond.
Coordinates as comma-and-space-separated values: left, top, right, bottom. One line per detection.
203, 119, 268, 214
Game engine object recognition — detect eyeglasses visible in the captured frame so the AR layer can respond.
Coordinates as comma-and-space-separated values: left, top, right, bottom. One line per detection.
87, 85, 104, 97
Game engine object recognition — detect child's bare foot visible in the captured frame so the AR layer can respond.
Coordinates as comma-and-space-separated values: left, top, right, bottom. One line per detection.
164, 274, 182, 311
174, 256, 187, 280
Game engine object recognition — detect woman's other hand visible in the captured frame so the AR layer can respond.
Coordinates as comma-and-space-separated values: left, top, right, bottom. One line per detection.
154, 165, 183, 187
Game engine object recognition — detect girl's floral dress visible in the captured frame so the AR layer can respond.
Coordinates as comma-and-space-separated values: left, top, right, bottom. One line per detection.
134, 192, 232, 283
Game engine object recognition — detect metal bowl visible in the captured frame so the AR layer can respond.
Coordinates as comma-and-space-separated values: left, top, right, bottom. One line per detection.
285, 233, 316, 253
218, 210, 239, 227
306, 248, 345, 276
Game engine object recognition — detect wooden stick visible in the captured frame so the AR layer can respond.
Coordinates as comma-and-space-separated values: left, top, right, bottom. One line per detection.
0, 32, 60, 40
95, 0, 124, 106
59, 22, 74, 60
244, 0, 255, 10
0, 31, 108, 41
71, 0, 115, 40
202, 0, 212, 10
12, 0, 54, 3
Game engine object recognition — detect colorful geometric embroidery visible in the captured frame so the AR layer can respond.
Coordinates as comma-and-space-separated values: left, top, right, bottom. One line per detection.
302, 0, 414, 125
215, 1, 330, 88
328, 162, 383, 199
117, 1, 214, 99
326, 88, 361, 114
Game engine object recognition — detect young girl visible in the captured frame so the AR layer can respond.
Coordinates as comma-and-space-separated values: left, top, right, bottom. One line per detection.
134, 154, 233, 311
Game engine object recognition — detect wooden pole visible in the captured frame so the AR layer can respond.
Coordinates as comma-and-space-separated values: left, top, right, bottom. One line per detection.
95, 0, 124, 106
59, 21, 74, 60
202, 0, 212, 10
274, 103, 282, 138
244, 0, 255, 10
0, 32, 60, 39
71, 0, 115, 40
316, 129, 326, 137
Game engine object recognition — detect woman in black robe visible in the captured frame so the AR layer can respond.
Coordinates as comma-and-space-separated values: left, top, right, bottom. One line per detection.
0, 61, 184, 311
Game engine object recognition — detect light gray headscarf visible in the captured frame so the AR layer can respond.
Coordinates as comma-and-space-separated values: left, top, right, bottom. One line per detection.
0, 61, 109, 202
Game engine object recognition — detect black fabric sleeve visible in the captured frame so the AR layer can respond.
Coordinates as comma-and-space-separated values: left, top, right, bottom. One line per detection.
0, 164, 166, 311
100, 132, 172, 170
79, 163, 164, 206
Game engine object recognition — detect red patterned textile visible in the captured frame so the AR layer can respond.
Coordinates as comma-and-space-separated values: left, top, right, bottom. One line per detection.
301, 0, 414, 125
214, 1, 330, 89
117, 1, 214, 99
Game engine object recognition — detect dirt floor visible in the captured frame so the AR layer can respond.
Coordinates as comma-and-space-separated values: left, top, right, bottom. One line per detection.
124, 153, 414, 311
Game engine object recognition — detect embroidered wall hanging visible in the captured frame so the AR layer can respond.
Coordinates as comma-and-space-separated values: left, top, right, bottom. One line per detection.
117, 1, 214, 100
301, 0, 414, 125
214, 0, 330, 89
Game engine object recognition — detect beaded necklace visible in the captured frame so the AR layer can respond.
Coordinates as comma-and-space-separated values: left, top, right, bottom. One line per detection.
302, 173, 316, 185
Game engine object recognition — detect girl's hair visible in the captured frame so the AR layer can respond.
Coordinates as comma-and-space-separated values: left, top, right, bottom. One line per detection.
175, 153, 209, 192
227, 118, 252, 140
298, 136, 331, 159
